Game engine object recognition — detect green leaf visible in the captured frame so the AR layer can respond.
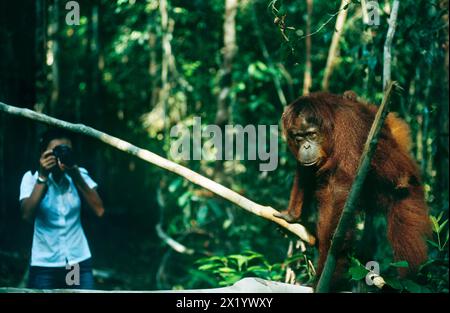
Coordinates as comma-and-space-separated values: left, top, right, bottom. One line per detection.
177, 190, 191, 207
223, 219, 232, 229
285, 254, 304, 263
430, 216, 439, 233
348, 265, 369, 281
243, 250, 264, 259
168, 178, 182, 193
437, 211, 444, 222
438, 219, 448, 233
349, 256, 363, 267
198, 263, 221, 271
426, 240, 440, 248
195, 256, 223, 264
255, 61, 268, 71
218, 267, 236, 273
235, 82, 246, 92
248, 62, 270, 81
246, 254, 265, 263
228, 255, 248, 271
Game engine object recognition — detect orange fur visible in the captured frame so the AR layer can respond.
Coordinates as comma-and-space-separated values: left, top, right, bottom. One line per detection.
387, 113, 412, 153
282, 92, 431, 284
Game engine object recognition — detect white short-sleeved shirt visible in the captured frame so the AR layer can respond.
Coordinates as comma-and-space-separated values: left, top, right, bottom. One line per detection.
19, 168, 97, 267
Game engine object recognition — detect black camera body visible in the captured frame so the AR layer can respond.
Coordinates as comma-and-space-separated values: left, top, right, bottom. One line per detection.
53, 144, 75, 167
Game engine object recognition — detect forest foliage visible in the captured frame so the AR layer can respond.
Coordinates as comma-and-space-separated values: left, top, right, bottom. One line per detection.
0, 0, 448, 292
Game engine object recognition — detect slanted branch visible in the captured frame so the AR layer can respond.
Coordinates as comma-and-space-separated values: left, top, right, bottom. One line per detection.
0, 101, 315, 245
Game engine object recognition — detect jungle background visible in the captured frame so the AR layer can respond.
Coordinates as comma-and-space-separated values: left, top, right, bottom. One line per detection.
0, 0, 448, 292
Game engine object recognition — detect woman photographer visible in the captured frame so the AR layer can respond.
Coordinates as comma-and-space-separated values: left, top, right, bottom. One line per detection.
19, 129, 105, 289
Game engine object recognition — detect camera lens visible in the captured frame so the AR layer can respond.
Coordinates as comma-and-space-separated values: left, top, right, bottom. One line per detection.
53, 144, 75, 167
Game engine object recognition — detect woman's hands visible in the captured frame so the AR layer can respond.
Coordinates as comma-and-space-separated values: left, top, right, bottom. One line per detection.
41, 147, 78, 177
39, 150, 57, 178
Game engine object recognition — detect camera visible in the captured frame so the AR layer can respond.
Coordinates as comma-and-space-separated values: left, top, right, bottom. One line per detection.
52, 144, 75, 167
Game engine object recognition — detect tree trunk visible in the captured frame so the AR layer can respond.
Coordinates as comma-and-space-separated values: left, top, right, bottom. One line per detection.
302, 0, 313, 95
213, 0, 238, 184
159, 0, 171, 130
321, 0, 348, 91
215, 0, 238, 126
383, 0, 400, 90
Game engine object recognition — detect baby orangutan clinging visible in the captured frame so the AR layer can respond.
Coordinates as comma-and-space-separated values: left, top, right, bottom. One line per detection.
275, 91, 431, 280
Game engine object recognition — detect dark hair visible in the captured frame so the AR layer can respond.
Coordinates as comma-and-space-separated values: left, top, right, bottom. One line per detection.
39, 128, 73, 152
